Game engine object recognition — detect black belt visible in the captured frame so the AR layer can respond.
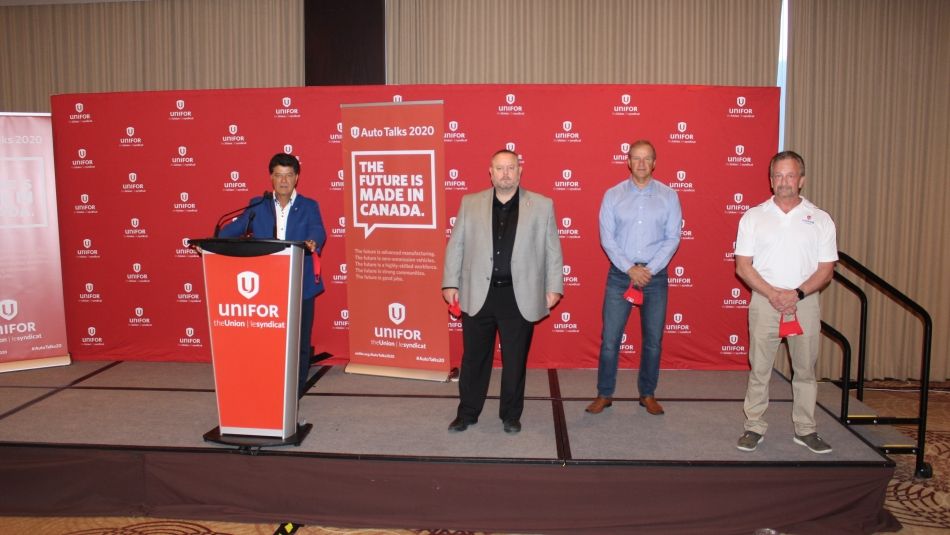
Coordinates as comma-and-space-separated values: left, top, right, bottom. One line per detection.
491, 279, 513, 287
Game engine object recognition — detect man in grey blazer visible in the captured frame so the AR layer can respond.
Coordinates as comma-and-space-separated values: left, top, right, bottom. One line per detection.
442, 149, 564, 434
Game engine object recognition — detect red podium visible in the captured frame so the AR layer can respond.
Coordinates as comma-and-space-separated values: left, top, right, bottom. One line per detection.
189, 238, 312, 448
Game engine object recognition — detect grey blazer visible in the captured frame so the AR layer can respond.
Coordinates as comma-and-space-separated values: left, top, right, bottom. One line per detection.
443, 188, 564, 322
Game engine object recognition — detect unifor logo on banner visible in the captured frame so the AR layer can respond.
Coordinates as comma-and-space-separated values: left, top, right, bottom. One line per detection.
677, 122, 688, 133
135, 307, 144, 317
132, 262, 142, 273
734, 193, 744, 204
449, 120, 458, 131
673, 313, 684, 324
80, 193, 89, 204
621, 142, 631, 153
388, 303, 406, 326
675, 266, 685, 277
561, 312, 571, 323
184, 282, 193, 293
562, 217, 572, 228
185, 327, 195, 337
350, 126, 360, 139
730, 334, 740, 345
735, 145, 745, 156
178, 146, 187, 157
0, 299, 18, 321
732, 288, 742, 298
562, 121, 573, 132
75, 103, 84, 113
180, 192, 189, 202
78, 148, 87, 159
129, 172, 138, 183
176, 99, 185, 110
130, 217, 140, 228
283, 144, 293, 154
392, 94, 403, 102
85, 283, 94, 292
282, 97, 292, 107
737, 96, 747, 107
237, 271, 260, 300
341, 309, 350, 320
83, 238, 92, 249
228, 124, 238, 135
562, 265, 571, 276
88, 326, 96, 336
506, 94, 516, 105
126, 126, 135, 137
677, 171, 687, 181
505, 142, 516, 152
621, 94, 632, 105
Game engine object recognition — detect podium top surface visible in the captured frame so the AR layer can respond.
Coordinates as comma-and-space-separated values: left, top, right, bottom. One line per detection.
187, 238, 307, 257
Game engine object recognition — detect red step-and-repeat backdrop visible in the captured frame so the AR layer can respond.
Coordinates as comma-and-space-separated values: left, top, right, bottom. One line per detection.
51, 84, 778, 370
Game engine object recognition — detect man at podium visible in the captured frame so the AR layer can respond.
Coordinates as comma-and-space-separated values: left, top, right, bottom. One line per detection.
219, 153, 327, 397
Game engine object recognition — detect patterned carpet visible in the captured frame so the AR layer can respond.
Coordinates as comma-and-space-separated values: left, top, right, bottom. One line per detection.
1, 383, 946, 535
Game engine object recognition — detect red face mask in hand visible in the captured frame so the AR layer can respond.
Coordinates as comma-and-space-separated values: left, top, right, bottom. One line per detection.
779, 313, 804, 337
623, 284, 643, 306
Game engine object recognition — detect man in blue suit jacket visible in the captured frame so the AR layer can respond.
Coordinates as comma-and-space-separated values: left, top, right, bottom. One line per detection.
219, 153, 327, 397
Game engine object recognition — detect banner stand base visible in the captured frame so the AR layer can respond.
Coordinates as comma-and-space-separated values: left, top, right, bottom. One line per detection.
0, 355, 71, 374
203, 423, 312, 451
345, 362, 450, 382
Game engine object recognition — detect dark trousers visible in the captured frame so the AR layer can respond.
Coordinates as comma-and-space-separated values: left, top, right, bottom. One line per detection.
457, 285, 534, 423
298, 296, 315, 397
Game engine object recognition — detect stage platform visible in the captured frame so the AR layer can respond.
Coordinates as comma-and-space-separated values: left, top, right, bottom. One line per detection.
0, 361, 900, 534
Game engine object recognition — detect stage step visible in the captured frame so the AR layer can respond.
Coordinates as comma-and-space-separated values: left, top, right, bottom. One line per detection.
816, 381, 916, 450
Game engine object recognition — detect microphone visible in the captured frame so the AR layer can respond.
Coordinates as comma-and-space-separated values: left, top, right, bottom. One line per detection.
213, 191, 272, 237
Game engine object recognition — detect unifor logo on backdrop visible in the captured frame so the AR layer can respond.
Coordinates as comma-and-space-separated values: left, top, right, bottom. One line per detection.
612, 142, 631, 164
552, 310, 579, 333
333, 308, 349, 331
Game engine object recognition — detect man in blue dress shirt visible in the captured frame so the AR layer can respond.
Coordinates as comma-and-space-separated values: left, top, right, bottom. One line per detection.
586, 140, 681, 416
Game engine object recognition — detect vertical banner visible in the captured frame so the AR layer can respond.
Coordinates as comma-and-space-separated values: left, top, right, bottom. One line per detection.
0, 114, 70, 373
341, 101, 451, 381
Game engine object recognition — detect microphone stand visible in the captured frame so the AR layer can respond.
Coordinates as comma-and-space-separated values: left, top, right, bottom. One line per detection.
213, 191, 272, 237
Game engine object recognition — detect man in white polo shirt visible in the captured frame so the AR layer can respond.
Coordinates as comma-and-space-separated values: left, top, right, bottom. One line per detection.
734, 151, 838, 454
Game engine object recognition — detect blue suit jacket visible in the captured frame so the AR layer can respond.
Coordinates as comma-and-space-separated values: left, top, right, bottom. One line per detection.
219, 193, 327, 299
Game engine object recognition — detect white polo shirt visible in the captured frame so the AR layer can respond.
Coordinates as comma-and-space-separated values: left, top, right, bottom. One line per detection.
735, 196, 838, 289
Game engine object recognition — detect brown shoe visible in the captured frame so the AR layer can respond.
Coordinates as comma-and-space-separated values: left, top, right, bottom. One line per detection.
639, 396, 665, 415
586, 396, 613, 414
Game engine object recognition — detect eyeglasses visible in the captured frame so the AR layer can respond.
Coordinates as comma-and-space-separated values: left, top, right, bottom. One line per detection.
272, 173, 297, 180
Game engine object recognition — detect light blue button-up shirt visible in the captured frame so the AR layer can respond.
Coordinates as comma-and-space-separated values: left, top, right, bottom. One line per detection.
599, 177, 682, 275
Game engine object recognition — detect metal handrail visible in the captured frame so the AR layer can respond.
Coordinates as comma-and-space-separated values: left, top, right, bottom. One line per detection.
819, 320, 852, 420
830, 251, 933, 478
830, 271, 869, 400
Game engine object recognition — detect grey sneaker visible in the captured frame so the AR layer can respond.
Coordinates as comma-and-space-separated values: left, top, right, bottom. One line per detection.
737, 431, 764, 452
793, 432, 833, 454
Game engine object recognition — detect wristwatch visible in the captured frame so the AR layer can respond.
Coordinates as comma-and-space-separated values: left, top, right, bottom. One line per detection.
795, 288, 805, 300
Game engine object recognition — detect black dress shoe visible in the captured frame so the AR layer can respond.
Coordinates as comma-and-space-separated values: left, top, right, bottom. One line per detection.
503, 419, 521, 434
448, 416, 474, 432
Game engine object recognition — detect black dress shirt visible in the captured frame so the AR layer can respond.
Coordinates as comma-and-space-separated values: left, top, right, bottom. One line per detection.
491, 189, 519, 286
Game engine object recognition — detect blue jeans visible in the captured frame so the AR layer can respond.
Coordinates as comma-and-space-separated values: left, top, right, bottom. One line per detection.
596, 264, 668, 398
